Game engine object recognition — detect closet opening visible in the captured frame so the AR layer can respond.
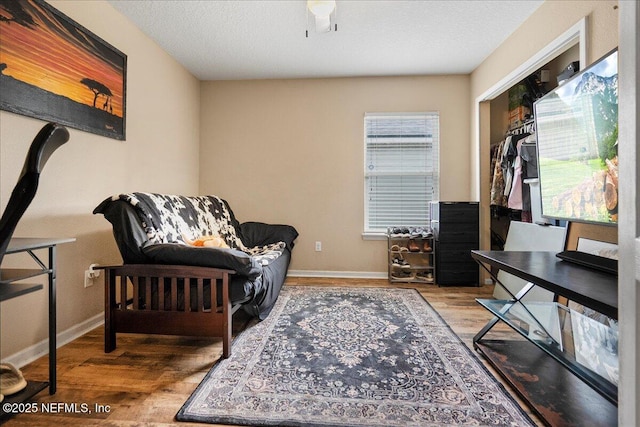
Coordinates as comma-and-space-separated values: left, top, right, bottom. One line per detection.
474, 17, 588, 286
488, 44, 581, 250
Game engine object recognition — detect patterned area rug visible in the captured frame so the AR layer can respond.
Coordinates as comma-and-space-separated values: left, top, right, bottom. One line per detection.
176, 286, 534, 426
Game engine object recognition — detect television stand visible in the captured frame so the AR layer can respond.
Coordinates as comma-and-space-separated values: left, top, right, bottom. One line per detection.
555, 250, 618, 275
470, 250, 618, 427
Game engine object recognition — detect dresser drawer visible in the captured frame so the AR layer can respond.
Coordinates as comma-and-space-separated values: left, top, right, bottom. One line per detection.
437, 259, 478, 272
436, 268, 479, 286
436, 241, 479, 286
438, 203, 479, 224
437, 227, 479, 242
437, 244, 477, 263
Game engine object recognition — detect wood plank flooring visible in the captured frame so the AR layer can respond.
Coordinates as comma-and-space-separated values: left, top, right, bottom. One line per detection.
2, 278, 542, 426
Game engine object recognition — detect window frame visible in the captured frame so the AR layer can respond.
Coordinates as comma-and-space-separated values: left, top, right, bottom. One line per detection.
362, 112, 440, 238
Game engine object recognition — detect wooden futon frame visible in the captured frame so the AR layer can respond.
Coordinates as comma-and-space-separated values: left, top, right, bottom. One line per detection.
102, 264, 238, 358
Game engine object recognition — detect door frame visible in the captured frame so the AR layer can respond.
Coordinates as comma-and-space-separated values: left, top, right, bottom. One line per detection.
618, 1, 639, 425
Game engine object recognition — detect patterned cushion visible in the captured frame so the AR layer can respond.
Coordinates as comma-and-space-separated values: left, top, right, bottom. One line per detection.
112, 193, 285, 266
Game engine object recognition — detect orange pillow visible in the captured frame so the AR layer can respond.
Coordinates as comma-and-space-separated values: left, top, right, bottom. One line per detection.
183, 234, 229, 249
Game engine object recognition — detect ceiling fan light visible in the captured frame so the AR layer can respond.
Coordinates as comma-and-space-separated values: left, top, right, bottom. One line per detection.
307, 0, 336, 18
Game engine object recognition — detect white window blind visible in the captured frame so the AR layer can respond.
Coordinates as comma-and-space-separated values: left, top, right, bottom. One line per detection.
364, 113, 439, 233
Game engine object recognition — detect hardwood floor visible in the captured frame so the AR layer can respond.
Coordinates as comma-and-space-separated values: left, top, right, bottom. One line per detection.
2, 278, 541, 426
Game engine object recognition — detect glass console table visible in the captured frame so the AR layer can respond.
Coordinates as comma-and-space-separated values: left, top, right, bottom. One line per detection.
0, 237, 74, 418
471, 250, 618, 427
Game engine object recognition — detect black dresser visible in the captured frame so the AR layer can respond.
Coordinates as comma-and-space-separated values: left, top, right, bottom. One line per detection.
430, 202, 479, 286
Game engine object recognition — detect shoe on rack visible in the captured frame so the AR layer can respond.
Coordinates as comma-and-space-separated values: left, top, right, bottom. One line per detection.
423, 241, 432, 252
391, 257, 412, 270
408, 239, 420, 252
391, 270, 414, 280
0, 363, 27, 396
416, 272, 434, 283
410, 227, 424, 237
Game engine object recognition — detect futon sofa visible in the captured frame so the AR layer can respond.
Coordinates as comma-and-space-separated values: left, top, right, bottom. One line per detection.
94, 192, 298, 357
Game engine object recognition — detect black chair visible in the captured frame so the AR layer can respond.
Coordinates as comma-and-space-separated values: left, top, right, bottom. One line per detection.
0, 123, 69, 266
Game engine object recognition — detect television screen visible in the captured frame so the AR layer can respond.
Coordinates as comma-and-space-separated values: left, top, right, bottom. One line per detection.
534, 49, 618, 225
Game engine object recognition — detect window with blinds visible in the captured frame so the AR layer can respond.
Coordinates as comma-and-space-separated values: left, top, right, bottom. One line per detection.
364, 113, 439, 233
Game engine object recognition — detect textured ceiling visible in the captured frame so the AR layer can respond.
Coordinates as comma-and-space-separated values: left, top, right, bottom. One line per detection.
109, 0, 544, 81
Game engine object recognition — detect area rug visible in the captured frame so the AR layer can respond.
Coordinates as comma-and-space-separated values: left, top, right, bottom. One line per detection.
176, 286, 534, 426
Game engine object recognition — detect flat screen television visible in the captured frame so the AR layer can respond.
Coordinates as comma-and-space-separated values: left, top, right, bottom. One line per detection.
534, 48, 618, 226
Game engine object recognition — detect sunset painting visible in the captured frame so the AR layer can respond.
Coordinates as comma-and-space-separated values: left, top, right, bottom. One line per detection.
0, 0, 126, 140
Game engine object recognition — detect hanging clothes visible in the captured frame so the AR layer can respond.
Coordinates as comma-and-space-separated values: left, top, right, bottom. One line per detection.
492, 121, 537, 213
520, 133, 538, 180
508, 138, 525, 210
520, 133, 538, 214
501, 136, 515, 198
502, 133, 529, 205
490, 140, 508, 207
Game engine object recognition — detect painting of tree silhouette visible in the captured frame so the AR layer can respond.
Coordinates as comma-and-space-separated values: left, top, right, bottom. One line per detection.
0, 0, 126, 140
81, 78, 114, 113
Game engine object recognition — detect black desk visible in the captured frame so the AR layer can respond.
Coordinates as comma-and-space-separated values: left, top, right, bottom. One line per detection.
0, 237, 74, 413
471, 250, 618, 427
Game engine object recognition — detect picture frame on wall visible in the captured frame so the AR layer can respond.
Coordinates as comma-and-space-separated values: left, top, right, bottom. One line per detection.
0, 0, 127, 140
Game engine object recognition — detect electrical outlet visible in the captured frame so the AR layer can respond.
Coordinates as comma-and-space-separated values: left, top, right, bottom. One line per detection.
84, 264, 101, 288
315, 241, 322, 252
84, 270, 94, 288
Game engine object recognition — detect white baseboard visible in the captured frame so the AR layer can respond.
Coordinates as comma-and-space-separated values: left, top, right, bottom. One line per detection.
288, 270, 387, 279
3, 312, 104, 369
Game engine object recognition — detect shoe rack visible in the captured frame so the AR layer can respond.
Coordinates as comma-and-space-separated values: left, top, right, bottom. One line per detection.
387, 227, 435, 284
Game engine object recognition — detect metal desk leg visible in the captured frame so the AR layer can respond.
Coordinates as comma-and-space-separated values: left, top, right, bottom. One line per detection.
48, 245, 56, 394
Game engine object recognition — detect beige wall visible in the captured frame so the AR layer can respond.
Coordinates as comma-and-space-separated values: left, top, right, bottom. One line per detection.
470, 0, 619, 250
0, 1, 200, 358
200, 76, 471, 273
